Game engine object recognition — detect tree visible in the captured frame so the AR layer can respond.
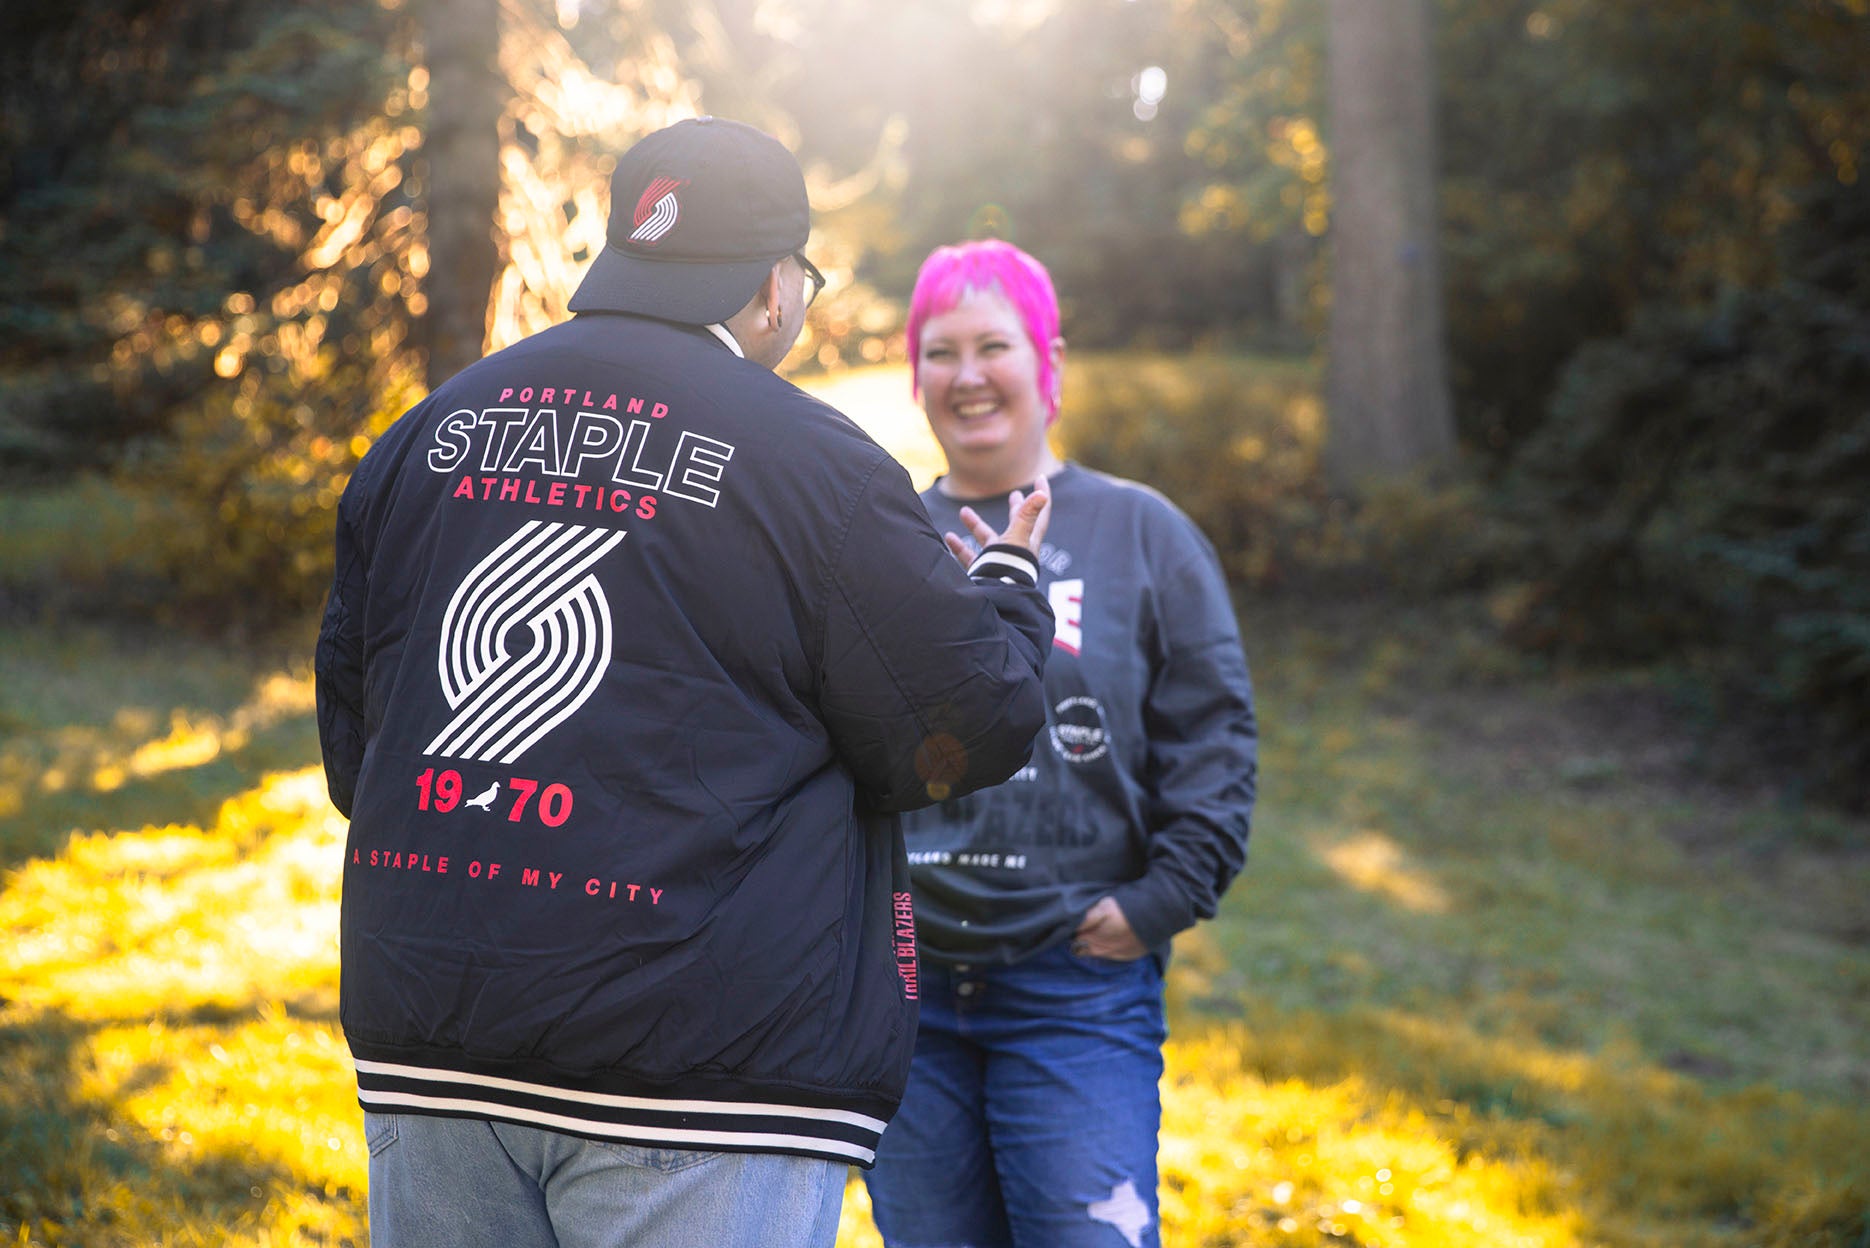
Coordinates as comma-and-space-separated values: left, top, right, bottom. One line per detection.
1323, 0, 1454, 484
414, 0, 505, 382
0, 0, 414, 477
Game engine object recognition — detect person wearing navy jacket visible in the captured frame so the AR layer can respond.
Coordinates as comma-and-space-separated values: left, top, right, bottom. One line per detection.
314, 119, 1054, 1248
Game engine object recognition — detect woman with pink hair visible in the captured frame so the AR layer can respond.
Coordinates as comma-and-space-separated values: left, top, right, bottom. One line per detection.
864, 239, 1259, 1248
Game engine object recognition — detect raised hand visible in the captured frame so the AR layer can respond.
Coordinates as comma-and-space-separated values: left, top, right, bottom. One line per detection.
943, 473, 1053, 567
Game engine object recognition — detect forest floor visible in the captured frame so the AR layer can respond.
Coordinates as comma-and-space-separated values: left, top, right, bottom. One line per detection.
0, 366, 1863, 1246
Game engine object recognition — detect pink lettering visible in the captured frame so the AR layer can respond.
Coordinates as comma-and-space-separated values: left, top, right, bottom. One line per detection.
498, 388, 514, 401
547, 482, 566, 506
453, 475, 476, 499
548, 871, 563, 889
626, 397, 644, 414
603, 394, 619, 411
522, 867, 541, 887
523, 479, 542, 504
579, 877, 666, 904
650, 402, 669, 419
574, 484, 591, 507
499, 478, 520, 502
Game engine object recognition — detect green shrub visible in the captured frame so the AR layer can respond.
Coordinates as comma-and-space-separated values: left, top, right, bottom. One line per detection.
1055, 352, 1539, 605
1053, 352, 1344, 588
1496, 231, 1870, 809
109, 358, 420, 628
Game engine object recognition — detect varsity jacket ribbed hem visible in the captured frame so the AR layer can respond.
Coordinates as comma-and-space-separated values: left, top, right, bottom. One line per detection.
352, 1042, 895, 1166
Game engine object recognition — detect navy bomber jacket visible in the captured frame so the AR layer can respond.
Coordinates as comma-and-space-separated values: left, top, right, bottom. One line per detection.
314, 313, 1052, 1166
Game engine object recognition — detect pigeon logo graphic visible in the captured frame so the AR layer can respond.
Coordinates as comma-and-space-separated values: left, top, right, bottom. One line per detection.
628, 175, 688, 245
464, 780, 500, 810
424, 521, 626, 764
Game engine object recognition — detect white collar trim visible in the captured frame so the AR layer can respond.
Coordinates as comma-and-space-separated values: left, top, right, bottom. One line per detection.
704, 323, 745, 358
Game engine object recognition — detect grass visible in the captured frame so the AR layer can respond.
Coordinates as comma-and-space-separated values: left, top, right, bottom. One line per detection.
1, 600, 1864, 1246
0, 626, 354, 1246
2, 356, 1866, 1245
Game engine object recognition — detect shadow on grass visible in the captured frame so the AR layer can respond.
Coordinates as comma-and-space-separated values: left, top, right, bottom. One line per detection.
0, 1008, 359, 1245
0, 625, 321, 877
0, 742, 318, 873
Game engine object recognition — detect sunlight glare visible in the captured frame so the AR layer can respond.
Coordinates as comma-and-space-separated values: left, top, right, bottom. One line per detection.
1320, 830, 1450, 913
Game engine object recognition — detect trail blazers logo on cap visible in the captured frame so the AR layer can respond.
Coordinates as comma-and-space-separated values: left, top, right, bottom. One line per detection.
629, 175, 689, 244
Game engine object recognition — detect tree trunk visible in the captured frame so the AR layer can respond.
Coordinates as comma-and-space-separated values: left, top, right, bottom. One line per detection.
1324, 0, 1455, 486
416, 0, 504, 386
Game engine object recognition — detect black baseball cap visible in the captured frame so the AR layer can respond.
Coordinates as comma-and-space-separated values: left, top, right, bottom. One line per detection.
567, 117, 810, 325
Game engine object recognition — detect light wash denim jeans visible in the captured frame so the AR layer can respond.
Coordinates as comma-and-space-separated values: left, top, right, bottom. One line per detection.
364, 1111, 846, 1248
863, 942, 1168, 1248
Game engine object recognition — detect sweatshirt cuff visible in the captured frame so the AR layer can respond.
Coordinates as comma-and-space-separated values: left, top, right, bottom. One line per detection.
966, 543, 1039, 587
1109, 876, 1194, 953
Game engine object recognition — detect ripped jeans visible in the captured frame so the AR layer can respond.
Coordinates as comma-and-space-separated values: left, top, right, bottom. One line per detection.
863, 942, 1166, 1248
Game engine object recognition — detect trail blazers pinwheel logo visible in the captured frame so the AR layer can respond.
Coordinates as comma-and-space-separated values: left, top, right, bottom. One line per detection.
629, 175, 689, 244
425, 521, 626, 764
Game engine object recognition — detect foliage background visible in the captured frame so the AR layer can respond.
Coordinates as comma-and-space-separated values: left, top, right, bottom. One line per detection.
3, 0, 1864, 799
0, 1, 1867, 1241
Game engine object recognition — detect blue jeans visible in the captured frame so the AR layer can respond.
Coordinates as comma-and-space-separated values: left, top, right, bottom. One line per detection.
365, 1112, 846, 1248
863, 943, 1167, 1248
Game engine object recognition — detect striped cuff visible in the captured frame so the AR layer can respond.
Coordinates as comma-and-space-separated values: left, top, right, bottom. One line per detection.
966, 542, 1039, 587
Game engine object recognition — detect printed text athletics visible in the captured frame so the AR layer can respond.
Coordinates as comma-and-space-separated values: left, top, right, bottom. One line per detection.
427, 403, 736, 511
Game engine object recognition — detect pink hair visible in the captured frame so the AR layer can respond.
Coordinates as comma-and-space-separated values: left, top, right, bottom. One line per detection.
906, 239, 1063, 424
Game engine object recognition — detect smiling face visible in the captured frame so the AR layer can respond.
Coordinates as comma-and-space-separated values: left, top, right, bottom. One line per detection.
916, 288, 1064, 497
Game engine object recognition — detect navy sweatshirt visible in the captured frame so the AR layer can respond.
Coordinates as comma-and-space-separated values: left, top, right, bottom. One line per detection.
902, 464, 1256, 964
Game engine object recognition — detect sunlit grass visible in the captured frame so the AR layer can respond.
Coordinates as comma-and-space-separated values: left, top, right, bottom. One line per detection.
2, 770, 343, 1023
3, 363, 1867, 1243
1, 750, 361, 1243
10, 601, 1857, 1247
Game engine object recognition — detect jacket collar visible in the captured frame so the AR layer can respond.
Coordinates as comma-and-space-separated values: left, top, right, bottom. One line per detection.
703, 322, 745, 358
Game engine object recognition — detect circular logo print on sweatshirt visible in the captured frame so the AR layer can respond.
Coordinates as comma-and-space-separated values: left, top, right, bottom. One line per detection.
1049, 695, 1110, 765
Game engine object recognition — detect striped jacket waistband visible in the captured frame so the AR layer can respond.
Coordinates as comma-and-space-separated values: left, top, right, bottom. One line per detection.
353, 1057, 889, 1166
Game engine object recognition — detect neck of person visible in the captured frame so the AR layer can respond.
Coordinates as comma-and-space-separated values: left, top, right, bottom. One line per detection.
938, 444, 1065, 501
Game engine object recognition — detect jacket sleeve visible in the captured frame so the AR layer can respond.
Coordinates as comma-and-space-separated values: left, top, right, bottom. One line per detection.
818, 458, 1054, 813
314, 489, 369, 819
1109, 529, 1257, 950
